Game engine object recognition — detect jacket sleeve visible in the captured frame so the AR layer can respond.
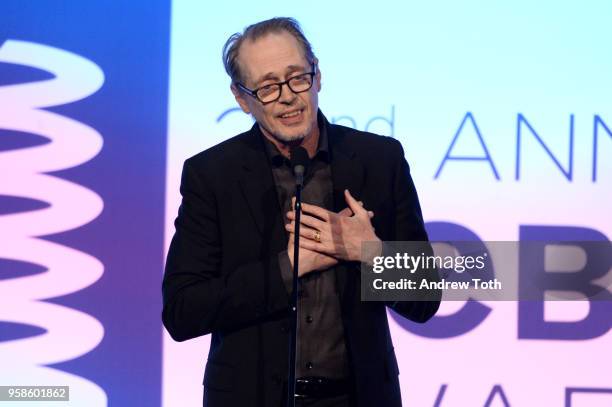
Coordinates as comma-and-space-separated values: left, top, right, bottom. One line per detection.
162, 158, 290, 341
385, 138, 441, 323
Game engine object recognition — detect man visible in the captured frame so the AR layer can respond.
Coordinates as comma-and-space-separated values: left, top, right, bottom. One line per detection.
162, 17, 440, 407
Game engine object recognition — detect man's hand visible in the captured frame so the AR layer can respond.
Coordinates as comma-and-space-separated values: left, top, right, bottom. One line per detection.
287, 232, 338, 277
285, 189, 381, 263
286, 197, 372, 277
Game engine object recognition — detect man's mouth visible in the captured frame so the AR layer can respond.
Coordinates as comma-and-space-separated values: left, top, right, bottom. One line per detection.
278, 109, 303, 119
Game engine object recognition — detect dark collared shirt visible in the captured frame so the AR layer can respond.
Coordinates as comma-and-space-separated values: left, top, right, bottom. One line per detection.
262, 123, 349, 380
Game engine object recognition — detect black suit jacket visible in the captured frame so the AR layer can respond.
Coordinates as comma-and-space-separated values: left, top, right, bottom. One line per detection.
162, 112, 441, 407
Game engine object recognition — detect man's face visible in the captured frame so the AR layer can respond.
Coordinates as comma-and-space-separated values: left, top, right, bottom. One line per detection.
232, 31, 321, 144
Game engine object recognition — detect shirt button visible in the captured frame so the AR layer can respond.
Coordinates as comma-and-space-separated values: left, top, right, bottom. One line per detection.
306, 362, 313, 370
306, 315, 313, 323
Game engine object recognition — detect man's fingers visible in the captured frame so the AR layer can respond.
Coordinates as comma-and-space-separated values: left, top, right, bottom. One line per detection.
301, 202, 332, 221
344, 189, 366, 216
288, 199, 333, 221
338, 207, 353, 217
338, 201, 366, 217
285, 222, 329, 252
285, 222, 320, 240
298, 237, 327, 253
286, 211, 328, 231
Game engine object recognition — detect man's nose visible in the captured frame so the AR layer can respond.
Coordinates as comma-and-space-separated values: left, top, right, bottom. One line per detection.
278, 82, 297, 103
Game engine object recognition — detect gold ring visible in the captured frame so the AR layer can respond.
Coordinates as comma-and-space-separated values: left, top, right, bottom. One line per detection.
313, 230, 321, 243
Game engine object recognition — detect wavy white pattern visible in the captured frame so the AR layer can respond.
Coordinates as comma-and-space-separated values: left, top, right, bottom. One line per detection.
0, 40, 107, 406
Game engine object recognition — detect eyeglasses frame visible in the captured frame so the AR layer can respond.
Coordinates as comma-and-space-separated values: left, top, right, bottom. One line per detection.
236, 62, 317, 105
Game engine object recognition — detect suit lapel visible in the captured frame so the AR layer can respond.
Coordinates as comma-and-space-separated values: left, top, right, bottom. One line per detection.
238, 125, 287, 254
329, 134, 365, 212
328, 122, 366, 304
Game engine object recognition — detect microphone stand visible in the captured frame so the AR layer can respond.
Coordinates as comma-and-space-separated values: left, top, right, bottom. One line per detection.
287, 164, 304, 407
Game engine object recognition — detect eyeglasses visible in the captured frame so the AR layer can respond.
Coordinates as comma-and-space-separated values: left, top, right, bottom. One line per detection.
237, 63, 317, 104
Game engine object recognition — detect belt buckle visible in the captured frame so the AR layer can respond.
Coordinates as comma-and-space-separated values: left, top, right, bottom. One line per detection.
295, 377, 325, 399
294, 377, 312, 399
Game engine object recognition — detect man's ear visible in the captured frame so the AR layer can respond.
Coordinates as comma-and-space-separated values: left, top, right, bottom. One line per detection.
231, 84, 251, 114
313, 57, 322, 92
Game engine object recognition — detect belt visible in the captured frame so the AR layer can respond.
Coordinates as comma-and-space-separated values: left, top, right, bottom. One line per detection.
294, 377, 350, 399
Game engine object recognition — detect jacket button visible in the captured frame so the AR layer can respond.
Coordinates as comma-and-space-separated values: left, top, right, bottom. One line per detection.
306, 315, 313, 323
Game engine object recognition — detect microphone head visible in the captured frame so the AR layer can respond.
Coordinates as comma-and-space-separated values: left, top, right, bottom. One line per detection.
290, 146, 309, 177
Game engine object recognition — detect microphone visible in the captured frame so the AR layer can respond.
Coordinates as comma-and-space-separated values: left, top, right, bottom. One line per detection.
290, 146, 309, 187
287, 145, 309, 407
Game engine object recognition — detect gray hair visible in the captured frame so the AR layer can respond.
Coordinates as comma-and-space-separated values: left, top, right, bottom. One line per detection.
222, 17, 315, 85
